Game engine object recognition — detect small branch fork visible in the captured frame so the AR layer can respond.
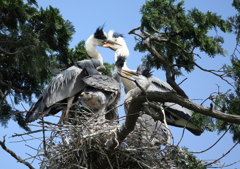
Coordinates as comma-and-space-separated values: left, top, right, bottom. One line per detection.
190, 126, 230, 154
0, 136, 35, 169
128, 26, 234, 92
204, 141, 239, 167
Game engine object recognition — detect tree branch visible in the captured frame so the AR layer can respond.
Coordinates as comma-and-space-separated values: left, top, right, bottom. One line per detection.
0, 136, 35, 169
143, 36, 188, 98
133, 91, 240, 124
0, 80, 41, 95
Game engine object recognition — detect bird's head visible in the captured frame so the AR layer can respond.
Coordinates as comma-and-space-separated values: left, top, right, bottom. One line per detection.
85, 25, 121, 64
103, 30, 129, 59
93, 25, 121, 47
94, 25, 107, 42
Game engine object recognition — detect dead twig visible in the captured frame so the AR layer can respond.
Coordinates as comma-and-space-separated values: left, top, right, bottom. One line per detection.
0, 135, 35, 169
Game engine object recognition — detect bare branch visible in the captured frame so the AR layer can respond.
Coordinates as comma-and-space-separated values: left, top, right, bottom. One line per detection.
204, 141, 239, 167
190, 126, 230, 154
0, 136, 35, 169
141, 30, 188, 98
193, 62, 234, 88
178, 78, 188, 86
128, 26, 144, 38
128, 90, 240, 124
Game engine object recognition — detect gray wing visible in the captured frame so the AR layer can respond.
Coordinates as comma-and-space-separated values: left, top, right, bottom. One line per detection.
76, 59, 106, 75
43, 66, 86, 107
26, 66, 86, 122
82, 75, 121, 116
82, 75, 120, 92
146, 76, 203, 135
147, 76, 192, 116
147, 76, 174, 92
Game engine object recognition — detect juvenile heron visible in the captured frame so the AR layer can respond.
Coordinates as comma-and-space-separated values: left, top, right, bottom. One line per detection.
103, 30, 203, 135
80, 56, 126, 122
25, 26, 120, 123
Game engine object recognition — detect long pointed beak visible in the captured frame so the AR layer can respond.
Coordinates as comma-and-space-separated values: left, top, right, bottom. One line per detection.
122, 70, 138, 76
122, 70, 133, 76
103, 40, 121, 51
103, 40, 121, 46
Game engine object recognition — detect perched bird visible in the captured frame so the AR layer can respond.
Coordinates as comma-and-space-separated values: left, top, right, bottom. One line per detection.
103, 30, 203, 135
25, 26, 119, 123
80, 56, 126, 122
26, 59, 105, 123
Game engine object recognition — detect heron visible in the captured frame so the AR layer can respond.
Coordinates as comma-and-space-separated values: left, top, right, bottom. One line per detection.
25, 26, 120, 124
79, 56, 126, 122
103, 30, 203, 136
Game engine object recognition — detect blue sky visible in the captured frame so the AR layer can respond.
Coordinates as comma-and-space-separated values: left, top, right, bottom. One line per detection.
1, 0, 239, 168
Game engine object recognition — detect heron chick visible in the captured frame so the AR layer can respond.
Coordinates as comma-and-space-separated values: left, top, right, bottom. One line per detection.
80, 56, 126, 122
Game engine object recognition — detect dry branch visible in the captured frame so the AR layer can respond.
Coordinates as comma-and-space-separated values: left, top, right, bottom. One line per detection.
127, 90, 240, 124
0, 136, 35, 169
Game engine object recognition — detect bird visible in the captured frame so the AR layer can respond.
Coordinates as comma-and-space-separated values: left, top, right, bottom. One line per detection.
79, 56, 126, 122
103, 30, 203, 136
25, 26, 119, 124
26, 59, 105, 124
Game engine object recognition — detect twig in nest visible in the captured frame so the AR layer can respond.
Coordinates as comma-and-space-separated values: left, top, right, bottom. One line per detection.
11, 129, 44, 137
113, 130, 119, 149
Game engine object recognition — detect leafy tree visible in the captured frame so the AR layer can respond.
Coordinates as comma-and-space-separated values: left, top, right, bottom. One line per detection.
0, 0, 111, 130
0, 0, 240, 168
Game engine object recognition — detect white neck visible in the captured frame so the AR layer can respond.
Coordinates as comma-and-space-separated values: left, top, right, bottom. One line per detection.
114, 45, 131, 71
85, 35, 103, 64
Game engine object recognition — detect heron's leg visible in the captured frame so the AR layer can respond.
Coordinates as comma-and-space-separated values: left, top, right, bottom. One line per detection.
58, 96, 75, 125
64, 96, 75, 124
58, 109, 66, 125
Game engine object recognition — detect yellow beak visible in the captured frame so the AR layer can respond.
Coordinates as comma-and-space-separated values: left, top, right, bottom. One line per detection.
122, 70, 133, 76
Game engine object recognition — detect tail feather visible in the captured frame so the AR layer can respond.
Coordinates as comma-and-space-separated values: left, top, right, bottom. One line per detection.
25, 97, 44, 123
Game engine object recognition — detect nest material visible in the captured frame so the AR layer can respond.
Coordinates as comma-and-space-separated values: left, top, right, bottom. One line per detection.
20, 108, 204, 169
27, 110, 172, 169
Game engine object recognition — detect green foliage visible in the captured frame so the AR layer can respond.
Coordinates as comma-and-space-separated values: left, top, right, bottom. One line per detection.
191, 55, 240, 143
212, 56, 240, 142
0, 0, 114, 130
0, 102, 12, 128
0, 102, 30, 131
169, 146, 206, 169
228, 0, 240, 41
191, 112, 215, 132
0, 0, 84, 130
102, 62, 114, 76
136, 0, 229, 78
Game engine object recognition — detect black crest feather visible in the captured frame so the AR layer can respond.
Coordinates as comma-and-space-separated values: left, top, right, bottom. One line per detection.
137, 65, 153, 78
94, 24, 107, 40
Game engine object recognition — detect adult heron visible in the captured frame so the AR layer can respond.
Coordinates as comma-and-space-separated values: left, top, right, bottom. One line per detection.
103, 30, 203, 136
25, 26, 120, 123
